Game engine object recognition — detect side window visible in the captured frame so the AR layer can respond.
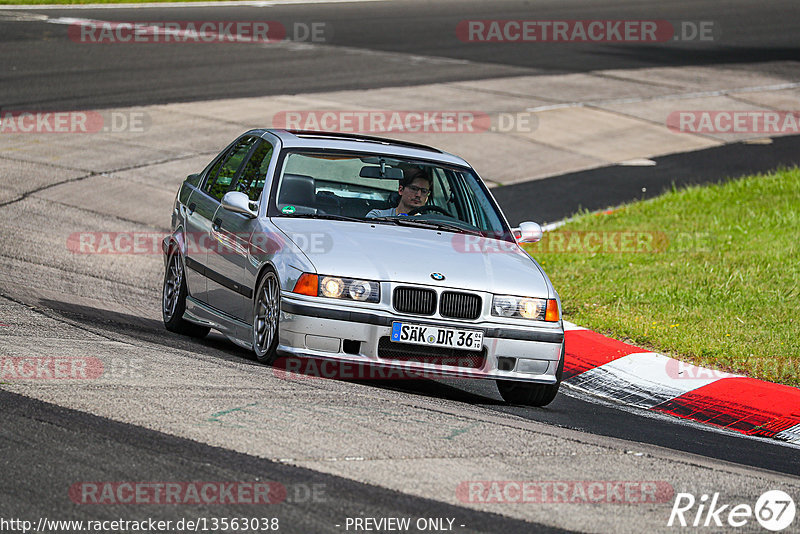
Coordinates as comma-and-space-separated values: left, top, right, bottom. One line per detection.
203, 137, 258, 201
445, 170, 476, 225
455, 170, 503, 233
234, 141, 274, 202
430, 168, 451, 208
203, 158, 223, 187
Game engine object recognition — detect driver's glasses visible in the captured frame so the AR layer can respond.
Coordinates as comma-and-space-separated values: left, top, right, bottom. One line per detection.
405, 185, 430, 195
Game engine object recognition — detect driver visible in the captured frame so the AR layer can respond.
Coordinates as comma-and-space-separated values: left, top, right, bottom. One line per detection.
366, 168, 433, 218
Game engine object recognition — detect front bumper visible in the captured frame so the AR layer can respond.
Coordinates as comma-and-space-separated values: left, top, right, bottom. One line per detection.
278, 295, 564, 383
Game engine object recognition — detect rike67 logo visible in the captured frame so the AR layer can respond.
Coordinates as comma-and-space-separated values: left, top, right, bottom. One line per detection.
668, 490, 795, 531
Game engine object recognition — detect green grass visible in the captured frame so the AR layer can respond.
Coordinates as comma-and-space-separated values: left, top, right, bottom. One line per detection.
523, 168, 800, 386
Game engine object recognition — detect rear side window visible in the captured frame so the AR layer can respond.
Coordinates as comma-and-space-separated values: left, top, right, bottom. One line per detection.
203, 136, 258, 201
234, 141, 274, 202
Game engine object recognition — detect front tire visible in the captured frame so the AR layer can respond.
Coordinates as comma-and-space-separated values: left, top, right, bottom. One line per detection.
497, 342, 565, 407
252, 269, 280, 364
162, 248, 210, 338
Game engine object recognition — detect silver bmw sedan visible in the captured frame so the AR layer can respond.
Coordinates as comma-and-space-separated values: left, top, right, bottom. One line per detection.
162, 129, 564, 406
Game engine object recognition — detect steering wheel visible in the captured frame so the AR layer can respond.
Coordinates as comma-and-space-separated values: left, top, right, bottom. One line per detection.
408, 205, 452, 217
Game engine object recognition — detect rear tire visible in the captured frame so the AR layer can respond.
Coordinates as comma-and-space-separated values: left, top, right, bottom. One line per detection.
162, 248, 210, 338
497, 342, 565, 407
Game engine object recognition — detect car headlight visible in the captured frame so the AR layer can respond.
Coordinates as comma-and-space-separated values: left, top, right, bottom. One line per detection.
492, 295, 559, 322
348, 280, 374, 301
293, 273, 380, 303
320, 276, 344, 298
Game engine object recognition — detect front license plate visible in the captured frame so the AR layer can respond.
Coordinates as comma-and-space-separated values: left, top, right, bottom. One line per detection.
391, 322, 483, 350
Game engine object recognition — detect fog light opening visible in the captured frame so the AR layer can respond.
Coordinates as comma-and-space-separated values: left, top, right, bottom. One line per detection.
343, 339, 361, 355
497, 357, 516, 372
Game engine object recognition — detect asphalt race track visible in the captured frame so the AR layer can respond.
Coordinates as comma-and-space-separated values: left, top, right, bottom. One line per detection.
2, 390, 566, 534
1, 1, 799, 532
1, 0, 799, 110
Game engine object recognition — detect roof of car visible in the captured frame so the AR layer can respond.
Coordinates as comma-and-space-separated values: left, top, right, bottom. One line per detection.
253, 129, 471, 168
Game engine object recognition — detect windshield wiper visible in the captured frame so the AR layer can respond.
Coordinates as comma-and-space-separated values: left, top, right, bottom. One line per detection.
424, 221, 484, 236
369, 216, 436, 228
371, 216, 483, 236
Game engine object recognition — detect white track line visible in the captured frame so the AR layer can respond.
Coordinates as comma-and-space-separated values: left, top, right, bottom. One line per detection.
775, 424, 800, 444
1, 0, 387, 10
526, 82, 800, 112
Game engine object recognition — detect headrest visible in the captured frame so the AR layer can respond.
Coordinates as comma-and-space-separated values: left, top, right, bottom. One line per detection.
278, 173, 315, 206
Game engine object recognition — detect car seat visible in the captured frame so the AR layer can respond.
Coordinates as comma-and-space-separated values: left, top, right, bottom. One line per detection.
278, 173, 316, 209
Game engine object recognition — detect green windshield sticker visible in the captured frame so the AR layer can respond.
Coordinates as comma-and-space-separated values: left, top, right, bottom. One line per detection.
282, 205, 296, 214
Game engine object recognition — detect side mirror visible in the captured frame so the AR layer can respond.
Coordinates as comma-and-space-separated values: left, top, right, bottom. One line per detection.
221, 191, 258, 218
512, 221, 543, 243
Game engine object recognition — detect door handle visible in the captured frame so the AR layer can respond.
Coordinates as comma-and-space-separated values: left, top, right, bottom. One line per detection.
187, 202, 196, 215
212, 218, 222, 231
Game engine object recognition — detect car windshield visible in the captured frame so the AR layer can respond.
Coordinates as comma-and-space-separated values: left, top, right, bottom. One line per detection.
270, 150, 511, 240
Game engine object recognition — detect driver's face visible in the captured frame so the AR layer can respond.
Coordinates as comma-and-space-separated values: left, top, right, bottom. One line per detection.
399, 178, 431, 210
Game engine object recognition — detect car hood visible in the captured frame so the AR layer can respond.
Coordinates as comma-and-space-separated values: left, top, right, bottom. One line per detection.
271, 218, 552, 298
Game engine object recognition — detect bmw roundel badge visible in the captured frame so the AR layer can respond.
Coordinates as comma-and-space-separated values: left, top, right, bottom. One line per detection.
431, 272, 445, 281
